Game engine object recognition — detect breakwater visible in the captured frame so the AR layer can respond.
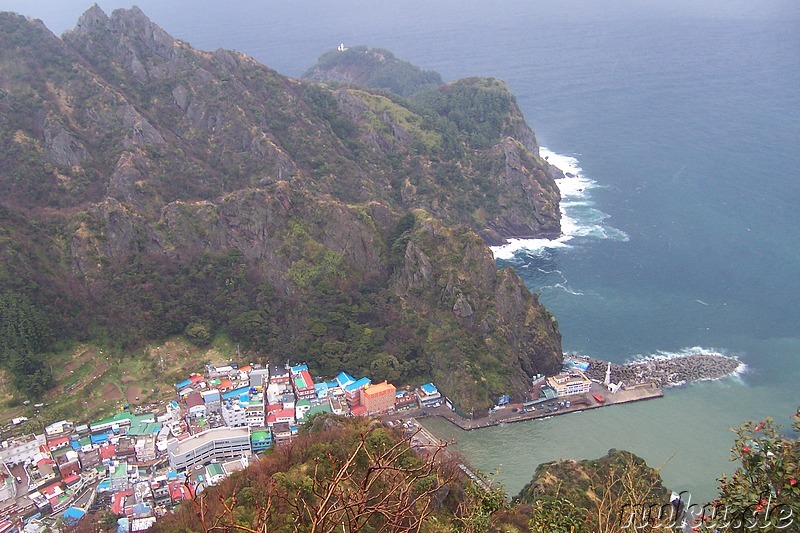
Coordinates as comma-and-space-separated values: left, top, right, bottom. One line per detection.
575, 352, 744, 388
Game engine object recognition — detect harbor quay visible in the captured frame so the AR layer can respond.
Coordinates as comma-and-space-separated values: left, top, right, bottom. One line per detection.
386, 381, 663, 432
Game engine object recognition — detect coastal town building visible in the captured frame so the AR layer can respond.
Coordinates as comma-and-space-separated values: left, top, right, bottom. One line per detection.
185, 392, 206, 419
546, 370, 592, 396
268, 365, 290, 386
362, 382, 396, 415
292, 369, 316, 400
167, 427, 251, 471
0, 434, 46, 466
344, 378, 371, 406
416, 383, 442, 408
249, 368, 269, 390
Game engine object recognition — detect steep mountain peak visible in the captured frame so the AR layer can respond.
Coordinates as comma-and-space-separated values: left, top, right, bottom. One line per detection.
65, 5, 180, 81
71, 3, 108, 34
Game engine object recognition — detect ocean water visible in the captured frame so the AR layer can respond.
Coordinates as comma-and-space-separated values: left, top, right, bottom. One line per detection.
4, 0, 799, 503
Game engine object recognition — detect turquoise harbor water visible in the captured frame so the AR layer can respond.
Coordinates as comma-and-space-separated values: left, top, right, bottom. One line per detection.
4, 0, 799, 503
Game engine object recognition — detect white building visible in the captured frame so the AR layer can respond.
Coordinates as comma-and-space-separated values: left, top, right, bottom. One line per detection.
0, 434, 46, 466
245, 402, 265, 428
546, 370, 592, 396
221, 403, 248, 428
167, 427, 251, 471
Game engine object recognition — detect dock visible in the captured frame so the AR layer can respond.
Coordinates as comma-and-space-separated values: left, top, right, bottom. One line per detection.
395, 382, 663, 431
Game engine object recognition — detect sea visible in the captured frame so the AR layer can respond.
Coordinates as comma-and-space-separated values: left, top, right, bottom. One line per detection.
4, 0, 799, 504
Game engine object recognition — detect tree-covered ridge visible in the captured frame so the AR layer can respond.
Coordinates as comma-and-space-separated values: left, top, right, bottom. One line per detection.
0, 6, 562, 411
302, 45, 443, 97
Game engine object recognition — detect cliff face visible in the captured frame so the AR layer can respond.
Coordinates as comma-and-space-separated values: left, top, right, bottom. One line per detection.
0, 7, 563, 410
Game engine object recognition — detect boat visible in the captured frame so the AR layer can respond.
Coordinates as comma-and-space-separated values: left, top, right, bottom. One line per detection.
592, 393, 606, 404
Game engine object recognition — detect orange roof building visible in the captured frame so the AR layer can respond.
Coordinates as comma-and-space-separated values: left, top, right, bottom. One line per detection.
361, 382, 396, 415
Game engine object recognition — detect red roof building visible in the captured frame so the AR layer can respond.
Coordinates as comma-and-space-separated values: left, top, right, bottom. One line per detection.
99, 444, 116, 460
168, 481, 195, 504
110, 489, 133, 516
46, 435, 70, 452
62, 474, 81, 486
292, 370, 316, 400
350, 405, 368, 417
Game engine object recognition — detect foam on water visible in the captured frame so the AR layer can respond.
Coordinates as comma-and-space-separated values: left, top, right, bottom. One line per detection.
490, 147, 628, 260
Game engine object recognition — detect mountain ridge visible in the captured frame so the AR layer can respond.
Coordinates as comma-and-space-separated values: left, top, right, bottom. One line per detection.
0, 6, 563, 411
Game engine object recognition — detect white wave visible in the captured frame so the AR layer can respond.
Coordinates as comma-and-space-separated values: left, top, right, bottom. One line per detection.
490, 146, 628, 259
627, 345, 726, 362
550, 283, 584, 296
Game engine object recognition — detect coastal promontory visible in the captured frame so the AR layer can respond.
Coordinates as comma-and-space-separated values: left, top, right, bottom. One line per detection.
0, 6, 563, 412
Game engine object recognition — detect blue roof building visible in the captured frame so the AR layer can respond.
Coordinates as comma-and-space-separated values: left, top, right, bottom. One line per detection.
222, 387, 249, 400
175, 379, 193, 390
336, 372, 356, 388
420, 383, 438, 395
63, 507, 86, 526
345, 377, 371, 393
291, 363, 309, 374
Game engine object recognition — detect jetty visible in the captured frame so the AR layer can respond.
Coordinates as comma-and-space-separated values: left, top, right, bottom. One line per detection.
576, 352, 743, 388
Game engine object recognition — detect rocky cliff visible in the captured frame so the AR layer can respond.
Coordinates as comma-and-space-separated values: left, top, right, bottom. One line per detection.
0, 6, 563, 410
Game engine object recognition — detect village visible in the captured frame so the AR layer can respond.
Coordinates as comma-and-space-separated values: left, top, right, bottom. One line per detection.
0, 359, 452, 532
0, 356, 677, 532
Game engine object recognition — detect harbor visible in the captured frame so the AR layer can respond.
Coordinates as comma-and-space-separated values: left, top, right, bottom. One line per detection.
410, 382, 663, 431
391, 351, 741, 432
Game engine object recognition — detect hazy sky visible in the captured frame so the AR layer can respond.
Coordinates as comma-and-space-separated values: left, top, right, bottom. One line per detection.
1, 0, 797, 38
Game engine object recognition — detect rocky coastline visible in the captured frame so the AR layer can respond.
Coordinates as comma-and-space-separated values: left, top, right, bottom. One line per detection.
576, 352, 744, 388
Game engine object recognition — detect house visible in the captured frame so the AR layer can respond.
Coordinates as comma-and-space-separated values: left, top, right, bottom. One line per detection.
395, 391, 416, 409
268, 365, 290, 386
361, 382, 396, 415
292, 369, 316, 400
206, 364, 238, 379
0, 434, 46, 466
266, 409, 295, 427
416, 383, 442, 408
185, 392, 206, 418
250, 430, 272, 452
271, 423, 292, 445
329, 397, 348, 415
221, 402, 247, 428
249, 368, 269, 390
205, 462, 225, 486
295, 399, 311, 421
168, 480, 194, 506
336, 372, 356, 389
201, 390, 222, 414
245, 398, 265, 427
281, 393, 296, 410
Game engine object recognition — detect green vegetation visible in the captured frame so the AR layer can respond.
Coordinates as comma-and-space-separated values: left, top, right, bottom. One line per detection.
303, 46, 443, 97
0, 292, 53, 397
413, 78, 519, 150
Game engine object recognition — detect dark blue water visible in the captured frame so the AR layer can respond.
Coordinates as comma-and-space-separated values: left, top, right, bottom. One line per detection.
5, 0, 799, 502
